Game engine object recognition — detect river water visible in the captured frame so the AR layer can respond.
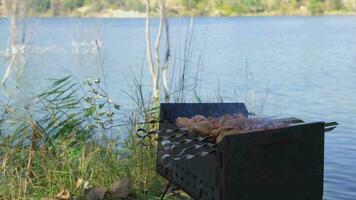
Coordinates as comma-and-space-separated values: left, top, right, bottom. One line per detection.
0, 16, 355, 199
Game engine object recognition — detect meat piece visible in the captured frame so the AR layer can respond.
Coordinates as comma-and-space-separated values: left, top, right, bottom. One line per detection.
176, 117, 192, 129
175, 114, 289, 142
191, 115, 207, 123
190, 120, 211, 136
210, 128, 221, 138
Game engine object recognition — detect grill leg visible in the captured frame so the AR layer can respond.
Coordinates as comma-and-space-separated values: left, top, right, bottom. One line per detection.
160, 181, 171, 200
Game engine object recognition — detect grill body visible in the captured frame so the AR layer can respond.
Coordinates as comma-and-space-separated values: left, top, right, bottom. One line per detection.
157, 103, 324, 200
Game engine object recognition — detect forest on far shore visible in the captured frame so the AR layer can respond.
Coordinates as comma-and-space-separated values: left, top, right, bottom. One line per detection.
1, 0, 356, 17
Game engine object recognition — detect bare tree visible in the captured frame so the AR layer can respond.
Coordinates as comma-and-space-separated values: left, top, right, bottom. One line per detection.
145, 0, 171, 102
161, 1, 171, 102
1, 0, 29, 85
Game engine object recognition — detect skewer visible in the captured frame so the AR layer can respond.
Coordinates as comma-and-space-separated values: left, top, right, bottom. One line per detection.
324, 121, 338, 133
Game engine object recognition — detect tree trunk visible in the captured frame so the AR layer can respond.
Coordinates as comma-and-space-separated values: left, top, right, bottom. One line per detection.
145, 0, 160, 101
1, 0, 27, 85
145, 0, 170, 102
162, 4, 171, 103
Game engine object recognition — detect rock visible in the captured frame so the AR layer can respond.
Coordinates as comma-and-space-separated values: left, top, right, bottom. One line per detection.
41, 189, 74, 200
84, 187, 106, 200
54, 189, 74, 200
172, 189, 190, 200
76, 178, 90, 190
104, 178, 130, 199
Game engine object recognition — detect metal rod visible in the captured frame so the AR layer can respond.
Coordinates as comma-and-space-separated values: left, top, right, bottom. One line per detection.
167, 136, 211, 151
160, 181, 171, 200
172, 149, 217, 161
325, 126, 338, 132
325, 121, 338, 127
325, 121, 338, 133
175, 142, 217, 157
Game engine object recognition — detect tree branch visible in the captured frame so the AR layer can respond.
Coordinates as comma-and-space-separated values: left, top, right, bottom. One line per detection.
145, 0, 160, 99
161, 1, 171, 102
145, 0, 155, 78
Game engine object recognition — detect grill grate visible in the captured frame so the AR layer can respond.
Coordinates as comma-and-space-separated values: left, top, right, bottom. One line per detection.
154, 103, 337, 200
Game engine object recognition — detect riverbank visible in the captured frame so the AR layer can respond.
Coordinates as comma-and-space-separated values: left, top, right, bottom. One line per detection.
1, 5, 356, 18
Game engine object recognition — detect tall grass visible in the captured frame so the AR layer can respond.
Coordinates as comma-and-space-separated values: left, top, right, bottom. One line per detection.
0, 76, 124, 199
0, 73, 187, 199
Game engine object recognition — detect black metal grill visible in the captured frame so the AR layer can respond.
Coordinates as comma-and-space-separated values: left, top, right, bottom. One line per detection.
157, 103, 337, 200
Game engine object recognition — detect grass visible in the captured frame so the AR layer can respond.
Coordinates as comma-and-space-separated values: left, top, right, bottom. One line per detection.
0, 67, 199, 199
0, 75, 185, 199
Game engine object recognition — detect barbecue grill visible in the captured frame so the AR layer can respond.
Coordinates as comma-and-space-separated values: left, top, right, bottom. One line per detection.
154, 103, 337, 200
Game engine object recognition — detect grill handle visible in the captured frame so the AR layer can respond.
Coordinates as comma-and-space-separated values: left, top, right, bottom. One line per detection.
324, 121, 338, 133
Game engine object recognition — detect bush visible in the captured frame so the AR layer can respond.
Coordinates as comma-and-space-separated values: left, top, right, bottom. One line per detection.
62, 0, 85, 11
330, 0, 344, 10
121, 0, 146, 12
308, 0, 325, 14
31, 0, 51, 13
90, 1, 105, 12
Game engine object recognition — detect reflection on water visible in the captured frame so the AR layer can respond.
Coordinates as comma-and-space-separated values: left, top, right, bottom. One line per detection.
0, 16, 356, 199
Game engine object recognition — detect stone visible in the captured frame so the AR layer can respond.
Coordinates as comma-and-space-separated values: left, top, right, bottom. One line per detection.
84, 187, 106, 200
104, 178, 130, 199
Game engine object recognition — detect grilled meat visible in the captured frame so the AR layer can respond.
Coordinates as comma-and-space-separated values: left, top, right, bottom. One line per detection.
176, 114, 289, 142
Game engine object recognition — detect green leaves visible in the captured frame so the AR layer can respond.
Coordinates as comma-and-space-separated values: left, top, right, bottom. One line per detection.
113, 104, 120, 110
85, 107, 96, 117
84, 78, 119, 130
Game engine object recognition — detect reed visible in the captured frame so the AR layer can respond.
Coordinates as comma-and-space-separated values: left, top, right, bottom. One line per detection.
0, 76, 119, 199
0, 72, 192, 199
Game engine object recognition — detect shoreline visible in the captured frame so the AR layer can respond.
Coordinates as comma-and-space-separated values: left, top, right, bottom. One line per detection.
1, 10, 356, 19
1, 13, 356, 19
